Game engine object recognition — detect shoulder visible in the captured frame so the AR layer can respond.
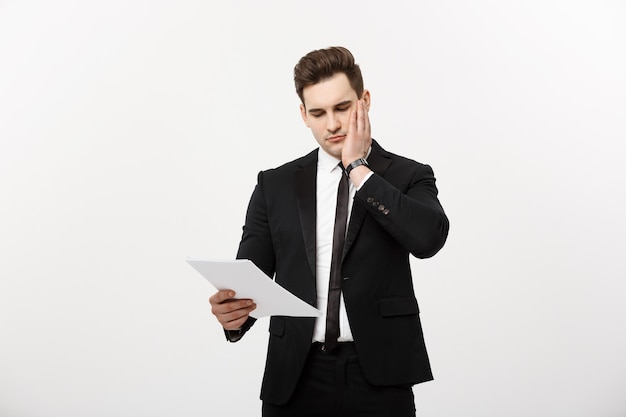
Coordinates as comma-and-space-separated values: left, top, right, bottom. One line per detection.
372, 140, 434, 181
252, 148, 317, 187
372, 139, 427, 168
259, 148, 317, 175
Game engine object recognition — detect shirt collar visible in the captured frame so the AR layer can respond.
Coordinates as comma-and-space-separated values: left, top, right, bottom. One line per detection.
317, 147, 342, 173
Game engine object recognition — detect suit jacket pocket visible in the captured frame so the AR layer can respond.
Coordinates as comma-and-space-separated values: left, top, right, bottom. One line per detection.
378, 297, 420, 317
268, 317, 285, 337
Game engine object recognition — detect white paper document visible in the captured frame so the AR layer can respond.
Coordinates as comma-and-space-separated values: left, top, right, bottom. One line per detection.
187, 258, 321, 318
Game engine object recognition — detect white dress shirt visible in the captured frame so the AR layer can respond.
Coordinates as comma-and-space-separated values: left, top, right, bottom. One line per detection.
312, 148, 372, 343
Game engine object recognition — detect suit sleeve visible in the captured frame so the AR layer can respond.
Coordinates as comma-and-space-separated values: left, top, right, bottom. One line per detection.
237, 171, 276, 275
355, 163, 449, 259
225, 171, 276, 342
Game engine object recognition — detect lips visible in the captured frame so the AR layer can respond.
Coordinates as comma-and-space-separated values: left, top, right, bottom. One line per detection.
327, 135, 346, 143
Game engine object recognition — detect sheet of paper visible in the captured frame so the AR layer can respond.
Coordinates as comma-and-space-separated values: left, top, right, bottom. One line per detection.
187, 258, 321, 318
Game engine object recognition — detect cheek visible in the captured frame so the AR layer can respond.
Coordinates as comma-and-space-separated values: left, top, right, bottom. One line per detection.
310, 120, 325, 133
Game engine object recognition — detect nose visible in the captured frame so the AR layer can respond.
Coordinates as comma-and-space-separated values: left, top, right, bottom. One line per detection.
326, 113, 340, 133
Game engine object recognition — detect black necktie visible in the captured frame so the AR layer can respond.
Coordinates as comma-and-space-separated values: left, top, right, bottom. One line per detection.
324, 166, 349, 352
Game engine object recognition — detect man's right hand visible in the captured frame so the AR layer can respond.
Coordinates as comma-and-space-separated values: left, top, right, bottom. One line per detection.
209, 290, 256, 330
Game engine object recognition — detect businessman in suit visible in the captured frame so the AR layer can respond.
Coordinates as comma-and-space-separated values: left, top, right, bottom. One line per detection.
209, 46, 449, 416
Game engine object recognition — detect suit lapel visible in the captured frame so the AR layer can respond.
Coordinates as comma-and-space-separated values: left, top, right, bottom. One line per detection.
296, 151, 318, 280
343, 140, 391, 260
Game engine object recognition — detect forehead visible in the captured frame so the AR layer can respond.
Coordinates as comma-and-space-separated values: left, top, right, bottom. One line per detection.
302, 72, 358, 109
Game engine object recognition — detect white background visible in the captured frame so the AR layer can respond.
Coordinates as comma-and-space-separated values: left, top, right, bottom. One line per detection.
1, 1, 625, 416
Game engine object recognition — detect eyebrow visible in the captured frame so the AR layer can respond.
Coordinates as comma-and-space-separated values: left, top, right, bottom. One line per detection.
307, 100, 353, 114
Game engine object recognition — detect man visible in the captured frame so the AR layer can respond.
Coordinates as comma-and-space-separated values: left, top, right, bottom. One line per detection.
209, 46, 449, 416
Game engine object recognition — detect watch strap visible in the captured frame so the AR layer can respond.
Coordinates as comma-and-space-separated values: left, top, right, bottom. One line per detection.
344, 158, 369, 176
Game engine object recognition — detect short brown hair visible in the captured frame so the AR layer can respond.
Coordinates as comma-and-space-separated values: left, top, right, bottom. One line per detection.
294, 46, 364, 104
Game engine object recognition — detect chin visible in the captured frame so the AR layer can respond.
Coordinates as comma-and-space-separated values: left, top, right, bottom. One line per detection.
324, 145, 343, 159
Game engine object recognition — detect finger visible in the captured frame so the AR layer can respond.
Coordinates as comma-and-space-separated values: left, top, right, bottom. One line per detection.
359, 100, 371, 152
361, 100, 370, 130
211, 298, 254, 315
217, 303, 257, 329
220, 303, 256, 322
223, 313, 252, 330
357, 99, 366, 132
362, 101, 371, 138
209, 289, 236, 305
349, 104, 357, 134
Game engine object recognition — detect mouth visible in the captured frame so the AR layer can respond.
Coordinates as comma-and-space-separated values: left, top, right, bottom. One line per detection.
327, 135, 346, 143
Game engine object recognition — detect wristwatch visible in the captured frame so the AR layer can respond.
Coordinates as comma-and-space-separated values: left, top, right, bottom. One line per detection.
344, 158, 369, 176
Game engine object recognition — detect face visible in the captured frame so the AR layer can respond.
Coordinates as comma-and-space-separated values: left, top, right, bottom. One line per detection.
299, 72, 370, 159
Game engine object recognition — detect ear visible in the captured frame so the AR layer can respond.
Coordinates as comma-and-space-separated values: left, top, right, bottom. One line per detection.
361, 90, 371, 111
299, 103, 310, 127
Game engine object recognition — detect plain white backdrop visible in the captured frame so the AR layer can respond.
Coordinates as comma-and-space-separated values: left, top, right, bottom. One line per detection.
1, 1, 625, 416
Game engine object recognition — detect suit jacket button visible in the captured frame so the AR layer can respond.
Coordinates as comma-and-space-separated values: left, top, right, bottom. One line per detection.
372, 201, 379, 207
378, 205, 385, 211
383, 209, 390, 215
366, 197, 374, 203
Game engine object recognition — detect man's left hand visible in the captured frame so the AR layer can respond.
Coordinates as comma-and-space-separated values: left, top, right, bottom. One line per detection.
342, 98, 372, 184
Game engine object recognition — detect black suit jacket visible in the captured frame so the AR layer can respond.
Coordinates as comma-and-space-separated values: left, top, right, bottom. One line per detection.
234, 140, 449, 405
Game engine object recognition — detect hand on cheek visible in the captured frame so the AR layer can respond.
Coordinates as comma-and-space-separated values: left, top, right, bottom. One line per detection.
342, 99, 371, 167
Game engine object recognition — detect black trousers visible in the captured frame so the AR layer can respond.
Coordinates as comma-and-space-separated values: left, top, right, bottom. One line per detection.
262, 343, 416, 417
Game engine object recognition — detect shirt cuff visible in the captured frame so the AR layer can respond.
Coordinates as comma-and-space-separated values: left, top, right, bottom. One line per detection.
224, 328, 244, 342
355, 171, 374, 191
